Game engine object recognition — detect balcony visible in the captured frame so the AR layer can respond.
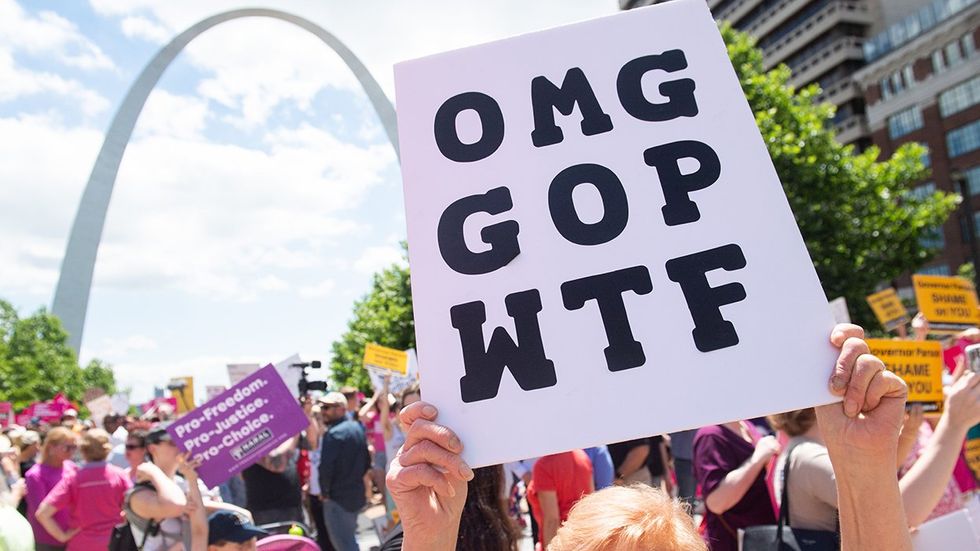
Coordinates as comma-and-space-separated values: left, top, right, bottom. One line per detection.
744, 0, 812, 41
815, 78, 860, 106
834, 113, 870, 144
788, 36, 864, 88
717, 0, 764, 27
762, 1, 872, 69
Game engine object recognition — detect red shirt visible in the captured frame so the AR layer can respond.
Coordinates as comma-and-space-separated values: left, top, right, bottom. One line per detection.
42, 462, 132, 551
527, 450, 593, 540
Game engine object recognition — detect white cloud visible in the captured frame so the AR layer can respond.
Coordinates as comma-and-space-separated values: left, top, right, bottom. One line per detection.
299, 280, 337, 299
133, 89, 210, 140
120, 15, 171, 44
0, 0, 115, 71
353, 245, 405, 274
0, 50, 110, 116
89, 334, 159, 359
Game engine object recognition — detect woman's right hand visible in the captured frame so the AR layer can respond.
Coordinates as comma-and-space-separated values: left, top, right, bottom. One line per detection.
386, 401, 475, 551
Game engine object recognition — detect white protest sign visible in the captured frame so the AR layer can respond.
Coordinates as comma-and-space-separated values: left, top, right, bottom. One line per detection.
110, 392, 130, 415
227, 363, 261, 386
394, 0, 837, 467
912, 509, 980, 550
85, 394, 113, 427
274, 354, 303, 399
829, 297, 850, 324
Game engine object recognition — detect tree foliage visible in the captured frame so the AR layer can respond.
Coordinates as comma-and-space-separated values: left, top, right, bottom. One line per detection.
329, 27, 959, 384
0, 299, 116, 410
329, 262, 414, 392
722, 25, 957, 326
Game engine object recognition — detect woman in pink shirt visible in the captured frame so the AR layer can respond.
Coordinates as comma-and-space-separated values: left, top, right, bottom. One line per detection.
36, 429, 132, 550
24, 427, 77, 551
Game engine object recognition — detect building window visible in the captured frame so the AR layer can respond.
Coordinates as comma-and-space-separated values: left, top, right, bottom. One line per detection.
948, 120, 980, 157
920, 227, 945, 249
917, 264, 951, 276
965, 32, 978, 57
903, 65, 915, 89
932, 49, 946, 73
889, 106, 924, 139
939, 76, 980, 118
947, 41, 963, 65
964, 165, 980, 197
880, 77, 892, 100
909, 181, 936, 200
921, 144, 932, 168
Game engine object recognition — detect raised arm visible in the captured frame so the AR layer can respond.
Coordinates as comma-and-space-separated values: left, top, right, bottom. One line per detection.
386, 401, 474, 551
614, 442, 649, 482
899, 372, 980, 527
817, 323, 911, 551
129, 462, 188, 519
177, 455, 209, 551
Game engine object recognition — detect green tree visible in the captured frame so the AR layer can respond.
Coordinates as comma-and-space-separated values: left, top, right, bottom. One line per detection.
329, 261, 415, 392
0, 299, 116, 410
722, 25, 957, 327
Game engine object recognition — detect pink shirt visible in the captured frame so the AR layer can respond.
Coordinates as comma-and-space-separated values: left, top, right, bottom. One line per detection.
42, 462, 132, 551
25, 460, 76, 546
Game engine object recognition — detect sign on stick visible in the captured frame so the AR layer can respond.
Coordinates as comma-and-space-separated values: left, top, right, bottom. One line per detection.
167, 365, 307, 487
866, 288, 909, 332
363, 343, 409, 375
394, 0, 838, 466
913, 275, 980, 333
867, 339, 944, 413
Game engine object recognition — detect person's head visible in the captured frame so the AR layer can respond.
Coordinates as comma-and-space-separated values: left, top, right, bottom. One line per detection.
60, 408, 79, 428
550, 484, 707, 551
16, 430, 40, 458
103, 414, 122, 435
768, 408, 818, 438
400, 382, 421, 409
207, 511, 267, 551
145, 425, 180, 470
318, 392, 348, 423
340, 386, 359, 412
80, 428, 112, 462
41, 427, 77, 465
126, 430, 148, 468
457, 465, 520, 551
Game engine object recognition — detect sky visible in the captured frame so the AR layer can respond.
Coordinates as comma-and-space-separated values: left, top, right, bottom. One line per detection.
0, 0, 619, 404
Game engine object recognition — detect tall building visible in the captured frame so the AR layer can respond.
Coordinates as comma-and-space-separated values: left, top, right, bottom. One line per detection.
621, 0, 878, 147
854, 0, 980, 279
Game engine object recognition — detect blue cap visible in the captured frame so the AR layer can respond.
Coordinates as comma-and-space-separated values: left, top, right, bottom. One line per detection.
207, 511, 268, 544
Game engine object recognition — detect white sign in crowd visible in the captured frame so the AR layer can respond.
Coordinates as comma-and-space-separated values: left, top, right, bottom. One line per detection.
396, 0, 838, 467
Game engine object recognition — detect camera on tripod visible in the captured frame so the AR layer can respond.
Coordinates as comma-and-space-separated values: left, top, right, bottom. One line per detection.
291, 361, 327, 396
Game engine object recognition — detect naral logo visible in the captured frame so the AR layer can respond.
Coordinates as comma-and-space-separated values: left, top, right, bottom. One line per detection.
230, 429, 273, 461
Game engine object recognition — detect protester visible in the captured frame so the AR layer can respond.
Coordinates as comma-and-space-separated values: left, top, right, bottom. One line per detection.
15, 430, 41, 477
359, 387, 389, 506
526, 449, 593, 549
122, 429, 148, 481
317, 391, 371, 551
0, 476, 33, 551
59, 410, 79, 431
240, 435, 303, 524
582, 445, 615, 490
694, 419, 779, 551
339, 386, 360, 421
207, 510, 268, 551
386, 324, 914, 551
381, 382, 421, 470
34, 429, 132, 550
647, 434, 672, 495
607, 437, 652, 485
25, 427, 78, 551
304, 402, 337, 551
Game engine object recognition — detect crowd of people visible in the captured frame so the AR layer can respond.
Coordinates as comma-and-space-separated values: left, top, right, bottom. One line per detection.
1, 319, 979, 550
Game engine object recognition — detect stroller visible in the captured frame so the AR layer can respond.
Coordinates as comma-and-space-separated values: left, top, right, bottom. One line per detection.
255, 521, 320, 551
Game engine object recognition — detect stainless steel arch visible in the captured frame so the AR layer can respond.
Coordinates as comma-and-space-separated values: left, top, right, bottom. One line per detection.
52, 8, 399, 353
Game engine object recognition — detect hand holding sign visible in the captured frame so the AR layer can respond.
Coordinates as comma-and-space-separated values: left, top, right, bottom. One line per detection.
946, 372, 980, 431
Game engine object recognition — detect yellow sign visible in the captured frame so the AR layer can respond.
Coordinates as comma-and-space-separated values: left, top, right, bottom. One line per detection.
912, 275, 980, 332
363, 343, 408, 375
867, 339, 943, 413
866, 288, 909, 331
169, 376, 195, 414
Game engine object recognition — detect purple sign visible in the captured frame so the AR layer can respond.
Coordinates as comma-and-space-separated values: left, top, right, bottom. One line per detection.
167, 364, 307, 487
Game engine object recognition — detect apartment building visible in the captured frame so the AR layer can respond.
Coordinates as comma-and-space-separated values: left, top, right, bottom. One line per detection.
854, 0, 980, 278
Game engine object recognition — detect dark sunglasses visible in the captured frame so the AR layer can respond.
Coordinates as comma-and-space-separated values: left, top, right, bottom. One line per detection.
125, 444, 144, 450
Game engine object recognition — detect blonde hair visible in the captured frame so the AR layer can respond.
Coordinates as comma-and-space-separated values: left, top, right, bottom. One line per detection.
80, 428, 112, 462
549, 484, 707, 551
41, 427, 76, 461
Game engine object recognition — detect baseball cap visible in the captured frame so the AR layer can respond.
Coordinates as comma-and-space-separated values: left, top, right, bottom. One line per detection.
318, 391, 347, 407
207, 511, 268, 544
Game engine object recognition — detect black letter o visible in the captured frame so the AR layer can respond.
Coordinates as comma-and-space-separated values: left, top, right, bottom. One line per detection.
434, 92, 505, 163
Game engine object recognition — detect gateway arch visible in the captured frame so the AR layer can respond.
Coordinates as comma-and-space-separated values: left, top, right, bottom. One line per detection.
51, 8, 400, 353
